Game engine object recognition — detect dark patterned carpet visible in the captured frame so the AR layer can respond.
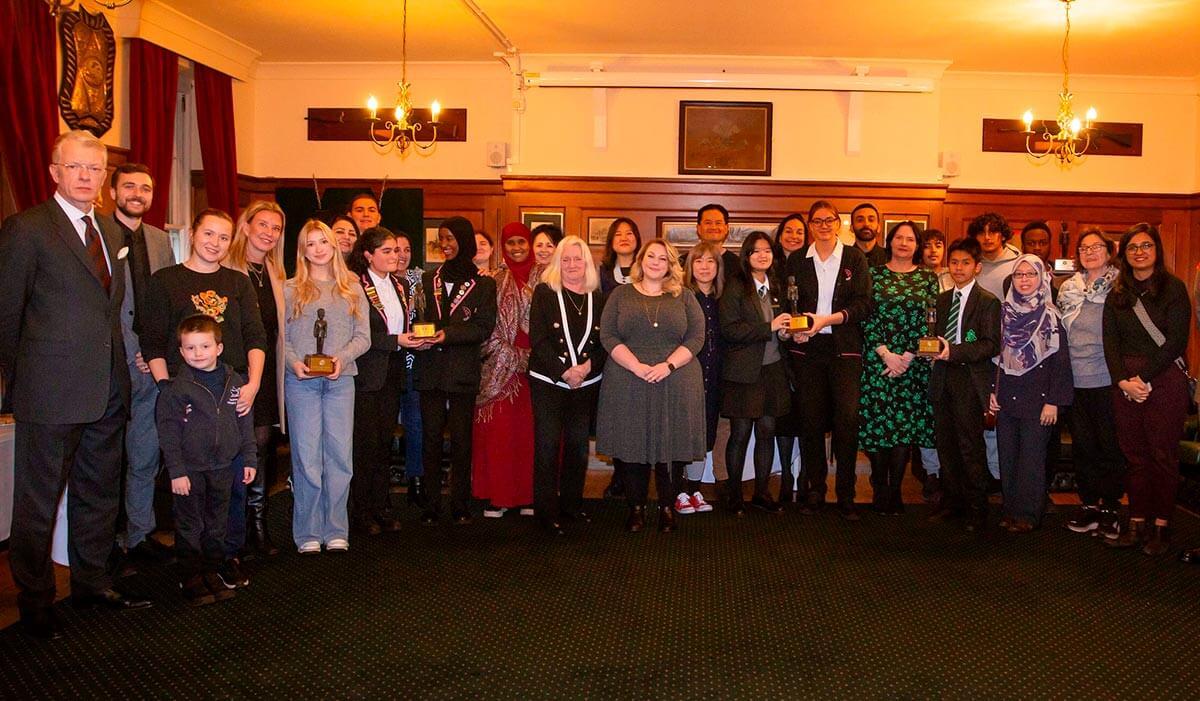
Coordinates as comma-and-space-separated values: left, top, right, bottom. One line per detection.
2, 496, 1199, 699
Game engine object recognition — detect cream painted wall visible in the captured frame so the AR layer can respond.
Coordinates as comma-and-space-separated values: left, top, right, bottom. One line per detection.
939, 72, 1198, 194
246, 62, 512, 179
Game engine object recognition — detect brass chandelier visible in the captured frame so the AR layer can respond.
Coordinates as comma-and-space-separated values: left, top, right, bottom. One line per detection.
366, 0, 441, 155
43, 0, 131, 15
1021, 0, 1097, 165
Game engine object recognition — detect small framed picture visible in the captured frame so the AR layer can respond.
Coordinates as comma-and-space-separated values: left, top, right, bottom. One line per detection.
587, 217, 617, 245
521, 210, 565, 233
657, 218, 700, 248
884, 217, 929, 237
726, 222, 779, 250
423, 217, 444, 264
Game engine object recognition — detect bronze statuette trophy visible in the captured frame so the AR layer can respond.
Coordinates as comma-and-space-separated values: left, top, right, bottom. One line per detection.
917, 302, 942, 356
304, 308, 335, 375
411, 281, 437, 339
786, 275, 810, 331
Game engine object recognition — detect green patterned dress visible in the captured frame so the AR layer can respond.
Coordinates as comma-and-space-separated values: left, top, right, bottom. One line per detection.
858, 266, 939, 451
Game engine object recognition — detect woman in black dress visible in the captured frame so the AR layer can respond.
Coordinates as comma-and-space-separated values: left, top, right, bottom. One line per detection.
679, 242, 724, 514
597, 217, 642, 499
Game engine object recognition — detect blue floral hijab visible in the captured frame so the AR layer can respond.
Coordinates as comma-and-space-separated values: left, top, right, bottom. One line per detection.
1000, 254, 1061, 376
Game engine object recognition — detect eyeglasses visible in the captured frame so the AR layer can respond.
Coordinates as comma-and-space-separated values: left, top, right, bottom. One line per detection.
1012, 271, 1040, 280
809, 217, 838, 228
1127, 242, 1156, 253
55, 162, 105, 176
1077, 243, 1108, 254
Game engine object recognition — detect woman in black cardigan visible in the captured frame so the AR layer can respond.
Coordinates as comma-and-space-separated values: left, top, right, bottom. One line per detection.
413, 217, 498, 525
783, 200, 874, 520
528, 236, 607, 535
719, 232, 793, 516
347, 227, 422, 535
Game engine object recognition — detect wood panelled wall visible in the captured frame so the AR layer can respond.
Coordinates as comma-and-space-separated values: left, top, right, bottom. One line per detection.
195, 173, 1200, 366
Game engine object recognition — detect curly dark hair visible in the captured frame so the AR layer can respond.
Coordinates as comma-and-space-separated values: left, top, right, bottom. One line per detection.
966, 212, 1013, 243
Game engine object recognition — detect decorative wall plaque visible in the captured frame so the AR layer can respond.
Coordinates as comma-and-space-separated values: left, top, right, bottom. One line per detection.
58, 8, 116, 137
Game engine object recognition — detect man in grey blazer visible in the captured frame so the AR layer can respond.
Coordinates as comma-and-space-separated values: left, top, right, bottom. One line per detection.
0, 130, 152, 641
106, 163, 175, 567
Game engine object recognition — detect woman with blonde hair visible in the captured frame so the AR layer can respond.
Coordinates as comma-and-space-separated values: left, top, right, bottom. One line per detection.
528, 236, 607, 534
224, 200, 287, 557
283, 219, 370, 554
596, 239, 707, 533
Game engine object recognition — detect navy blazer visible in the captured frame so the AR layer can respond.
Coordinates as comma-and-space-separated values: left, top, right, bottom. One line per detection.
412, 269, 497, 394
356, 271, 410, 393
784, 243, 874, 355
928, 283, 1001, 409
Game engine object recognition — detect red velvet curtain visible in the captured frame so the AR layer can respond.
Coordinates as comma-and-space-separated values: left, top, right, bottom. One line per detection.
129, 39, 179, 229
193, 63, 239, 218
0, 0, 59, 211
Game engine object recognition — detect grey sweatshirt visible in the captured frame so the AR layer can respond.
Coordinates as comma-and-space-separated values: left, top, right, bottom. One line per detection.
283, 278, 371, 377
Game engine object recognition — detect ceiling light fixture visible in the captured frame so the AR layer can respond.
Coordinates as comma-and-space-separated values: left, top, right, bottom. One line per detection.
366, 0, 441, 156
43, 0, 131, 15
1021, 0, 1097, 165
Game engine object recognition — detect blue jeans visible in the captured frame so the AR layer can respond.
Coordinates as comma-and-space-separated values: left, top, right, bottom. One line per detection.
123, 361, 161, 547
401, 371, 423, 477
285, 373, 355, 546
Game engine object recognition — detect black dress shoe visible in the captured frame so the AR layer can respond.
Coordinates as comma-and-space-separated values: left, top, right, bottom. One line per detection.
560, 511, 590, 524
837, 502, 861, 522
728, 499, 747, 518
626, 505, 645, 533
71, 588, 153, 611
19, 608, 63, 640
751, 496, 783, 515
603, 481, 625, 500
538, 516, 565, 536
657, 505, 676, 533
247, 519, 280, 557
451, 510, 473, 526
798, 494, 822, 516
1179, 547, 1200, 564
377, 514, 403, 533
406, 476, 427, 508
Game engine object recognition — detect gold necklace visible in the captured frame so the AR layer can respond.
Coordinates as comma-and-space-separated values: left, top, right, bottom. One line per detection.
564, 288, 586, 315
640, 296, 663, 328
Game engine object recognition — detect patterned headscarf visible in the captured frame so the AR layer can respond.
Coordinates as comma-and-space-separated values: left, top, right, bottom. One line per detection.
1000, 254, 1061, 376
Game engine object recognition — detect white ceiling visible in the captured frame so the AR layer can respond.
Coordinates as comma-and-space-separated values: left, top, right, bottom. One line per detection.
159, 0, 1200, 77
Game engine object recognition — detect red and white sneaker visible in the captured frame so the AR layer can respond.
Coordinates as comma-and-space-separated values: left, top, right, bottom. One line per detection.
690, 492, 714, 513
674, 492, 696, 514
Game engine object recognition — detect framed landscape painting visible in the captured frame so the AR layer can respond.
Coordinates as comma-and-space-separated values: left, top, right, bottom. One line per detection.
678, 101, 773, 176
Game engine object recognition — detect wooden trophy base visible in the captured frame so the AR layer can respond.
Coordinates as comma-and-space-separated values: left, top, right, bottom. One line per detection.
917, 337, 942, 357
304, 354, 335, 376
412, 322, 437, 339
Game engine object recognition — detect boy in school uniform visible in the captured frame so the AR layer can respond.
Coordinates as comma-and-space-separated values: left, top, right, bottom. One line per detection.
928, 238, 1001, 532
156, 315, 257, 605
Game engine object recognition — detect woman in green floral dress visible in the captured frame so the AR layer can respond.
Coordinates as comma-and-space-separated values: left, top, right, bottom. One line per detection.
859, 221, 939, 515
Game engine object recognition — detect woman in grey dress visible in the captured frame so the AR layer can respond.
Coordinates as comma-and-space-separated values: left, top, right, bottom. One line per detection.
596, 239, 707, 533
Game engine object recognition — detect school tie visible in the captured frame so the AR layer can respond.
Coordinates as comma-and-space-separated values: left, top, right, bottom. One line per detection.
83, 216, 112, 294
758, 285, 768, 301
944, 290, 961, 343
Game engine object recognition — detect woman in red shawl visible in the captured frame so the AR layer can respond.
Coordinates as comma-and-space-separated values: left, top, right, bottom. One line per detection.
473, 223, 537, 516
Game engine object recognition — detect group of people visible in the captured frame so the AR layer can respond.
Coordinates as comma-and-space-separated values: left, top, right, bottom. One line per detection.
2, 130, 1198, 641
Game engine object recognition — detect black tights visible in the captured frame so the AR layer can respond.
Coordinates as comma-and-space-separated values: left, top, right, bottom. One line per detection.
868, 445, 910, 508
776, 435, 798, 499
726, 416, 777, 502
616, 459, 685, 507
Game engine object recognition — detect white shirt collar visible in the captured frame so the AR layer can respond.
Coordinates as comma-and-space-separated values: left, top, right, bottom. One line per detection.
954, 278, 975, 299
367, 268, 391, 288
54, 191, 95, 224
806, 239, 844, 262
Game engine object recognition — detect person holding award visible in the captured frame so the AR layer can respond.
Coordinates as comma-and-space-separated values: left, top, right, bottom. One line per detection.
718, 232, 793, 516
283, 220, 370, 554
857, 221, 940, 516
414, 217, 498, 525
348, 227, 423, 535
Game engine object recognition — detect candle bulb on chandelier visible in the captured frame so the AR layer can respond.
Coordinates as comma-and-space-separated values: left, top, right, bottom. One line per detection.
367, 95, 379, 120
395, 104, 405, 123
1022, 109, 1034, 132
1069, 117, 1082, 136
1085, 106, 1097, 126
430, 100, 441, 124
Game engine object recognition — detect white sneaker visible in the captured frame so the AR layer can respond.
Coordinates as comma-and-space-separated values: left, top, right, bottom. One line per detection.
298, 540, 321, 555
518, 507, 535, 516
483, 506, 507, 518
326, 538, 349, 552
691, 492, 714, 513
674, 492, 696, 514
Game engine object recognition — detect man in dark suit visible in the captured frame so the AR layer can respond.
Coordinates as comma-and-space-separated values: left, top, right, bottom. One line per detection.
106, 163, 176, 568
0, 130, 152, 640
929, 237, 1001, 532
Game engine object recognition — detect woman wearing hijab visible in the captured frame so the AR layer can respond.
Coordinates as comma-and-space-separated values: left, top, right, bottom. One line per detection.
473, 223, 537, 517
1058, 229, 1124, 539
413, 217, 498, 525
988, 254, 1073, 533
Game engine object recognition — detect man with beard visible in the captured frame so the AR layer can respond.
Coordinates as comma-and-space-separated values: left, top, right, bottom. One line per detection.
106, 163, 176, 569
851, 203, 887, 268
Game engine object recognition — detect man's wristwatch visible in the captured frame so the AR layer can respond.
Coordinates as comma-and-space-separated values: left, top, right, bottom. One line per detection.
666, 361, 676, 372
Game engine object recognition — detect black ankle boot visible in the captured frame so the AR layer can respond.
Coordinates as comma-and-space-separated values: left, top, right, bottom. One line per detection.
406, 476, 427, 508
657, 505, 676, 533
247, 517, 279, 557
626, 505, 645, 533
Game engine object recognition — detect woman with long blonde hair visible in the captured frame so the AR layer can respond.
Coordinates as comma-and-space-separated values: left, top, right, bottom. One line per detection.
595, 239, 707, 533
224, 200, 287, 558
283, 219, 370, 554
